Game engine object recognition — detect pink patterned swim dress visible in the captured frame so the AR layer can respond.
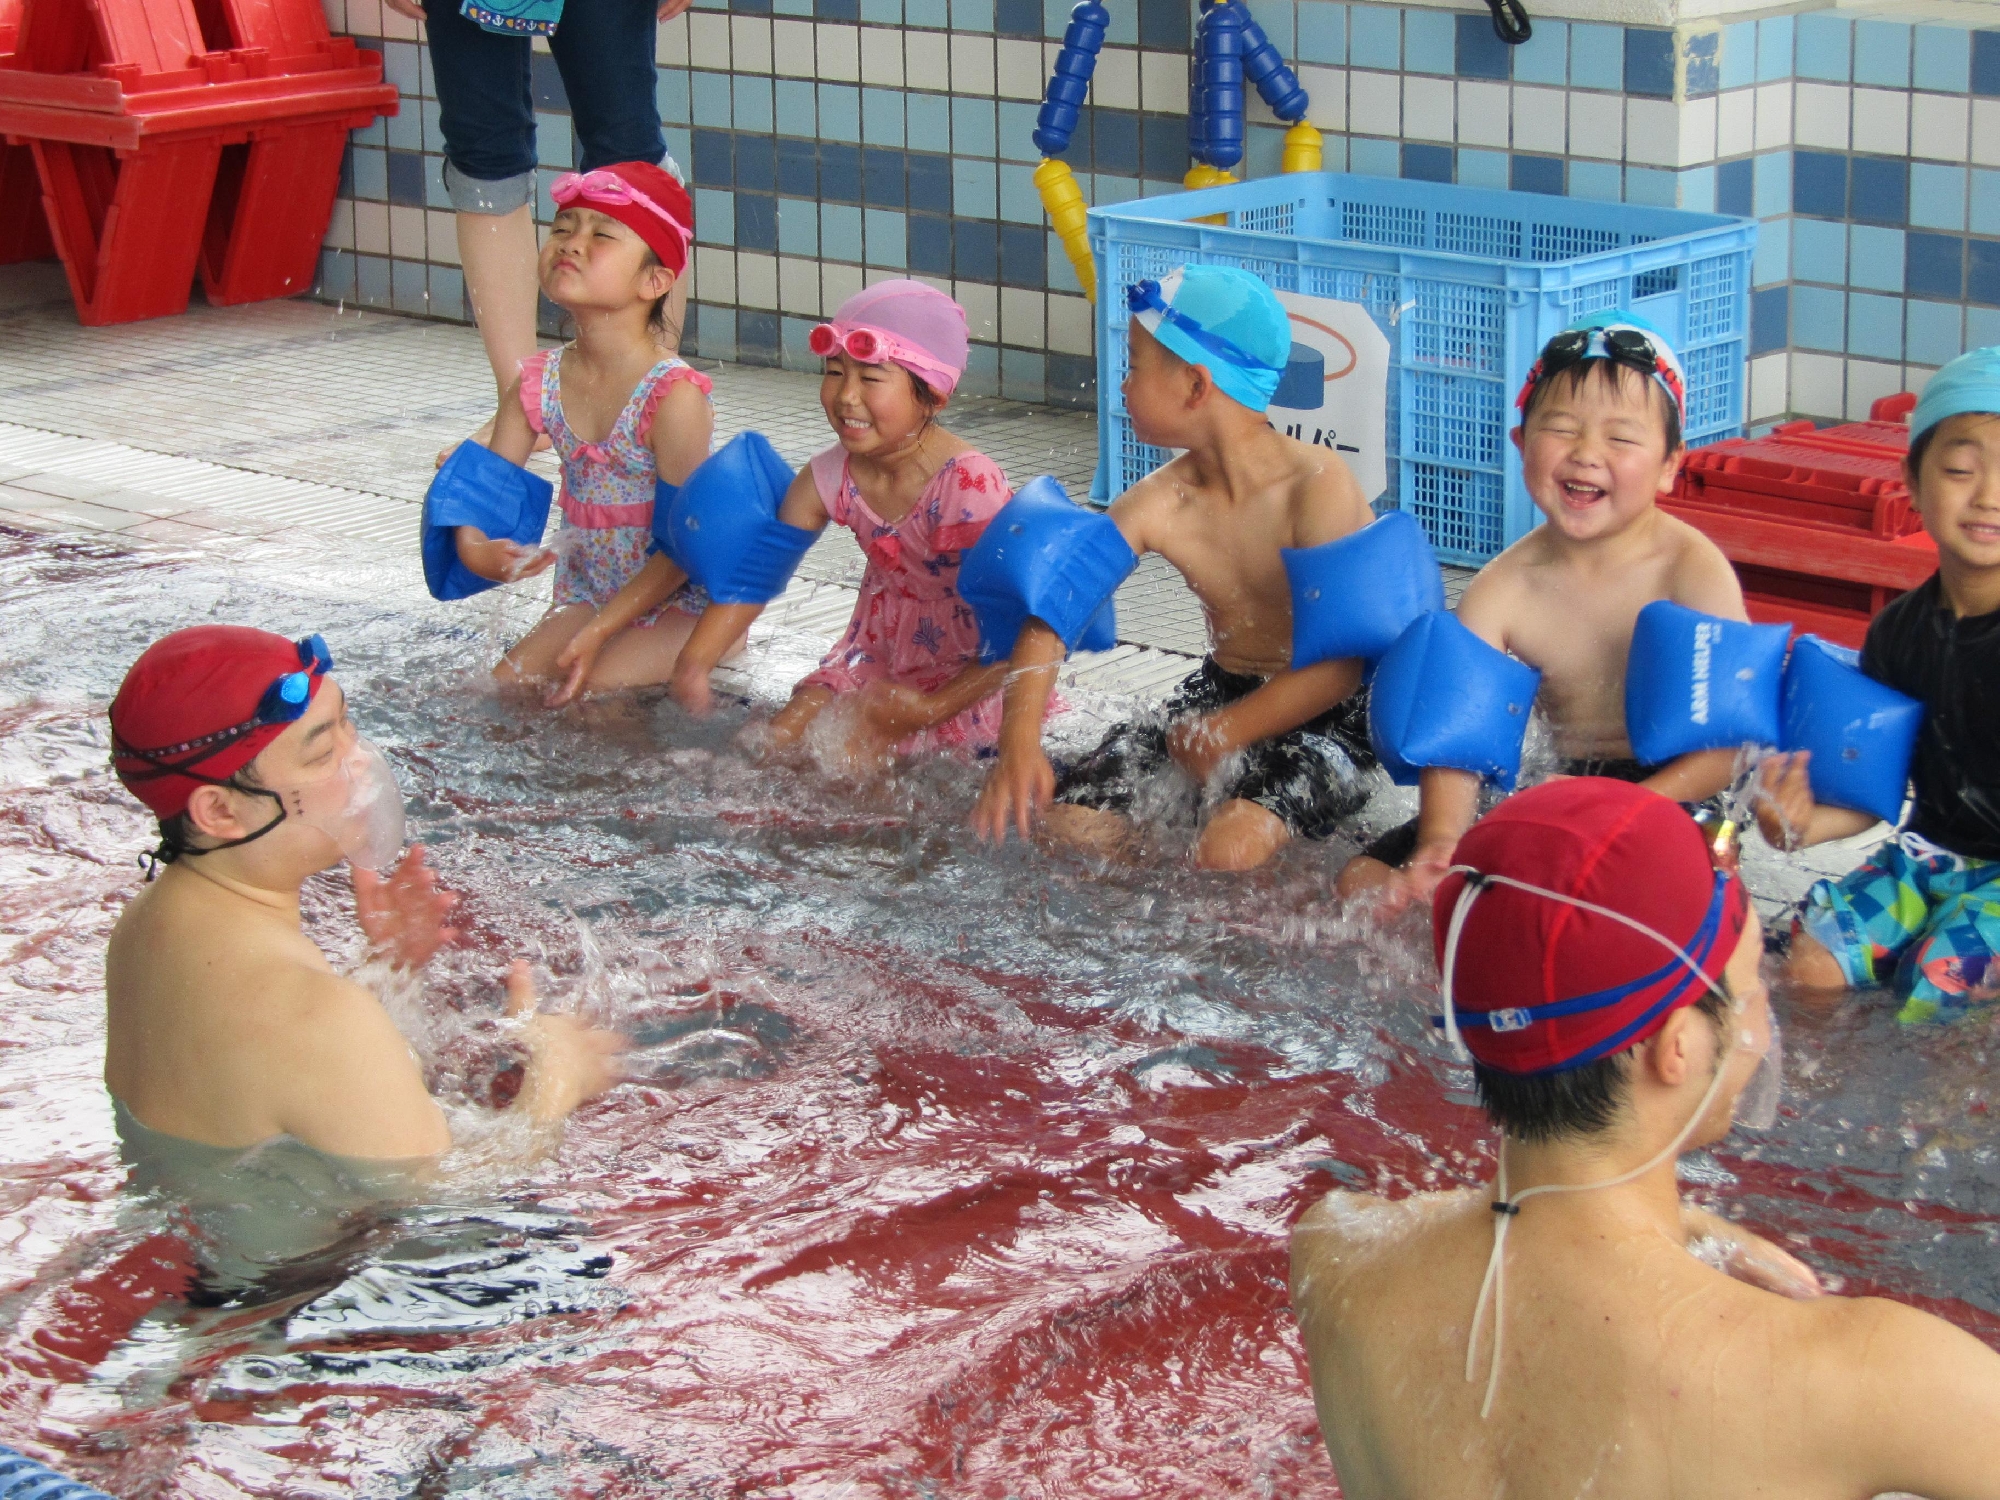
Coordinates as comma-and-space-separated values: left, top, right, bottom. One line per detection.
521, 347, 713, 626
801, 444, 1014, 756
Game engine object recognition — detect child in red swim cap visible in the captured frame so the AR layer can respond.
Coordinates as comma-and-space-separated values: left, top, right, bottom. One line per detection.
1293, 776, 2000, 1498
444, 159, 723, 706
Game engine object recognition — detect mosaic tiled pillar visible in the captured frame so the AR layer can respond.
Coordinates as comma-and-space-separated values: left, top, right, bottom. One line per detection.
313, 1, 2000, 427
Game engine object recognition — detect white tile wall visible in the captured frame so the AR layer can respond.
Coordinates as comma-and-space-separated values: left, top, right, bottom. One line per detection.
1911, 92, 1969, 161
388, 204, 426, 259
1000, 286, 1044, 347
1625, 97, 1678, 167
1793, 82, 1850, 150
860, 26, 904, 86
779, 256, 820, 316
696, 247, 735, 306
325, 199, 355, 251
1048, 294, 1093, 356
1299, 67, 1347, 132
1094, 47, 1140, 111
1569, 92, 1623, 160
1676, 94, 1716, 165
732, 16, 773, 75
1457, 81, 1509, 149
1845, 359, 1902, 421
1971, 98, 2000, 167
1790, 352, 1845, 420
1749, 353, 1787, 423
817, 23, 861, 83
1850, 89, 1909, 157
772, 19, 814, 77
995, 38, 1043, 100
904, 30, 948, 89
657, 15, 689, 67
1753, 81, 1792, 151
1349, 72, 1401, 137
821, 262, 864, 315
1512, 86, 1566, 156
353, 200, 389, 256
737, 252, 779, 311
689, 12, 730, 69
1715, 89, 1753, 159
955, 280, 999, 343
1403, 75, 1454, 143
426, 210, 459, 265
1139, 51, 1187, 115
950, 33, 995, 96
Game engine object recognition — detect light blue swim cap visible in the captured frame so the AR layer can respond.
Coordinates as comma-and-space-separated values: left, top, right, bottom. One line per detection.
1910, 345, 2000, 446
1127, 265, 1290, 412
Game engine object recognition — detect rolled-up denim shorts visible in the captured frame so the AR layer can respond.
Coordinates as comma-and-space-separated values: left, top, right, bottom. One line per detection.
420, 0, 669, 214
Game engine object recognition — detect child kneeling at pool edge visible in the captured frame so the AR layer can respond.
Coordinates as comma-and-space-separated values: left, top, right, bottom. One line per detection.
1757, 345, 2000, 1020
972, 265, 1381, 872
1337, 312, 1749, 904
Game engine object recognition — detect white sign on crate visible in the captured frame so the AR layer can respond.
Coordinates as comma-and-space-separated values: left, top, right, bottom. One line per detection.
1267, 292, 1390, 504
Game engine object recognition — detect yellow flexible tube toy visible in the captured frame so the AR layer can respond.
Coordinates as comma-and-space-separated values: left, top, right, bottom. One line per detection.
1035, 157, 1096, 303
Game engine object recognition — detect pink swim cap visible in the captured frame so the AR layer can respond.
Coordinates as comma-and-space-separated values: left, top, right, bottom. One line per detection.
810, 279, 969, 396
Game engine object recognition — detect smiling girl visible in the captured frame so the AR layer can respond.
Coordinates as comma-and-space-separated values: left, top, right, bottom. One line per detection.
448, 160, 719, 702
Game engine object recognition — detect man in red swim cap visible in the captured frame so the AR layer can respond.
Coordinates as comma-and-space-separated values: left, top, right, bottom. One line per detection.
104, 626, 623, 1165
1290, 778, 2000, 1500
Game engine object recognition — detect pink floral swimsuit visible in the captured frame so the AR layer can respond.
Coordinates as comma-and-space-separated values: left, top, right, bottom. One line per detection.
520, 348, 713, 625
801, 444, 1014, 755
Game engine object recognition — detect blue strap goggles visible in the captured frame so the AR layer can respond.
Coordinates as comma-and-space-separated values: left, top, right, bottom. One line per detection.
1126, 279, 1286, 376
115, 635, 333, 781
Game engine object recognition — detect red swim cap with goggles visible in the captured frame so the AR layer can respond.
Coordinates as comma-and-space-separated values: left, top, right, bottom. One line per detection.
1432, 778, 1749, 1076
110, 626, 332, 820
550, 161, 694, 276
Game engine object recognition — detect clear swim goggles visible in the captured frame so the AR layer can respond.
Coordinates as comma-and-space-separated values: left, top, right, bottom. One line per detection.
1514, 322, 1687, 418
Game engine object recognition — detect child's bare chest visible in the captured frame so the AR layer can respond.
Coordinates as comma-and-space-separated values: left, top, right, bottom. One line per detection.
557, 357, 656, 445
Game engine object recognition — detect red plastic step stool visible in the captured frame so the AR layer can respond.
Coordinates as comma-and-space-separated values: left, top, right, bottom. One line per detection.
0, 0, 394, 324
0, 0, 55, 264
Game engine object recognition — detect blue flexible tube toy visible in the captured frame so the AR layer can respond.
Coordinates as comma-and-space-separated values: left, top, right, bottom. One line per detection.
0, 1444, 115, 1499
1238, 6, 1308, 122
1195, 1, 1247, 169
1186, 19, 1211, 166
1033, 2, 1109, 158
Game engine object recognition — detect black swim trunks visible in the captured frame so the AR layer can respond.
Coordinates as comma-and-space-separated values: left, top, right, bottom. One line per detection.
1053, 657, 1375, 839
1358, 756, 1658, 869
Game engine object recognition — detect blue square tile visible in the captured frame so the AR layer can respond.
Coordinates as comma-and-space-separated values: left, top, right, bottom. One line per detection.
773, 79, 816, 135
908, 152, 951, 213
529, 52, 567, 110
1971, 306, 2000, 347
781, 316, 818, 367
864, 207, 907, 267
692, 303, 735, 362
1798, 216, 1852, 285
424, 153, 449, 211
1793, 150, 1848, 218
1403, 8, 1452, 74
1849, 225, 1904, 292
906, 93, 950, 153
1297, 0, 1345, 65
952, 96, 996, 156
1750, 285, 1788, 355
1754, 150, 1791, 218
964, 342, 1001, 397
1852, 21, 1912, 89
1511, 19, 1565, 87
352, 114, 385, 150
1756, 15, 1793, 83
1978, 30, 2000, 97
778, 196, 818, 256
778, 138, 818, 197
350, 145, 386, 200
1625, 166, 1675, 207
354, 253, 390, 309
1971, 170, 2000, 239
1684, 31, 1719, 97
1753, 217, 1788, 285
819, 84, 861, 143
1094, 109, 1141, 175
1679, 165, 1716, 213
1348, 136, 1398, 179
1456, 148, 1509, 189
691, 72, 731, 130
821, 142, 862, 202
862, 88, 905, 147
816, 0, 858, 18
904, 0, 944, 22
736, 134, 777, 193
1911, 163, 1968, 231
534, 112, 572, 169
860, 0, 901, 20
999, 161, 1041, 221
1850, 156, 1908, 226
1047, 227, 1083, 292
773, 0, 809, 12
955, 219, 999, 281
1002, 347, 1046, 397
994, 0, 1037, 34
385, 149, 426, 205
862, 146, 904, 207
1624, 28, 1674, 97
1904, 232, 1968, 300
1136, 0, 1188, 48
1718, 21, 1754, 91
1348, 4, 1399, 70
381, 39, 423, 96
692, 129, 731, 186
316, 247, 355, 303
1846, 292, 1903, 360
1000, 222, 1046, 286
950, 0, 992, 30
658, 70, 691, 127
736, 192, 778, 251
1906, 299, 1964, 367
1089, 172, 1140, 208
1792, 284, 1846, 351
1570, 159, 1621, 202
1454, 13, 1509, 80
1717, 157, 1753, 217
1141, 114, 1185, 180
1255, 2, 1295, 58
908, 213, 952, 274
734, 77, 774, 135
1101, 0, 1134, 45
1795, 13, 1851, 82
1510, 153, 1564, 196
1401, 141, 1452, 183
1049, 350, 1096, 406
953, 158, 997, 218
390, 257, 428, 316
999, 101, 1042, 161
1914, 26, 1970, 93
1570, 23, 1622, 89
664, 128, 692, 177
821, 202, 864, 260
738, 310, 779, 364
385, 101, 422, 151
1969, 237, 2000, 305
1244, 124, 1286, 182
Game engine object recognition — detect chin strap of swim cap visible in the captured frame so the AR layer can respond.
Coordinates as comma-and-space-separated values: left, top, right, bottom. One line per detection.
1438, 864, 1764, 1420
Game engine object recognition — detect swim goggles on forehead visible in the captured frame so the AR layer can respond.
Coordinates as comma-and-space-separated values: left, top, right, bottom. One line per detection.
1514, 323, 1687, 418
806, 319, 963, 390
1125, 278, 1287, 377
113, 635, 333, 781
549, 170, 693, 251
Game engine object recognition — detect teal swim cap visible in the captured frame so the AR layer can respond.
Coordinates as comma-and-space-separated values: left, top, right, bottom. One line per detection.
1127, 265, 1290, 412
1910, 345, 2000, 446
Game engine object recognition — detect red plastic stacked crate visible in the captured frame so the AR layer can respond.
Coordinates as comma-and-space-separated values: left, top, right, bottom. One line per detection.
0, 0, 395, 324
1661, 392, 1938, 648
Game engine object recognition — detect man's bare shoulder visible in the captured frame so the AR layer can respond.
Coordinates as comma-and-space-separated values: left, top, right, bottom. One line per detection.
1291, 1188, 1476, 1291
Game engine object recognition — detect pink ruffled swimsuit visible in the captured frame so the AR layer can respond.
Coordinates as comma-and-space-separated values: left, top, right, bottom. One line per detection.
521, 348, 713, 624
801, 444, 1013, 755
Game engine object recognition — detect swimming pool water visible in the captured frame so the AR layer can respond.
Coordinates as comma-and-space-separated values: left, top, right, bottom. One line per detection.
0, 524, 1994, 1497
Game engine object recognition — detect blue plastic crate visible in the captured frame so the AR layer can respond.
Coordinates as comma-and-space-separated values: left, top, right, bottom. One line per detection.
1088, 172, 1757, 565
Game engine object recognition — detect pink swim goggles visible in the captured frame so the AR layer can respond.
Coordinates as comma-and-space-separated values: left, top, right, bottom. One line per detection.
808, 320, 962, 396
551, 170, 692, 256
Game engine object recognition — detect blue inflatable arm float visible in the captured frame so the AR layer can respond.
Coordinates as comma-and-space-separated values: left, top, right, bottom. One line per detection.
1285, 510, 1445, 668
1625, 601, 1789, 766
654, 432, 817, 606
1368, 612, 1542, 790
959, 475, 1137, 660
420, 440, 554, 601
1780, 636, 1922, 826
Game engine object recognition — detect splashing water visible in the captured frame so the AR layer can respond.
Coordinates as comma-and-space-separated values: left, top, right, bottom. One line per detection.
0, 524, 1993, 1498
